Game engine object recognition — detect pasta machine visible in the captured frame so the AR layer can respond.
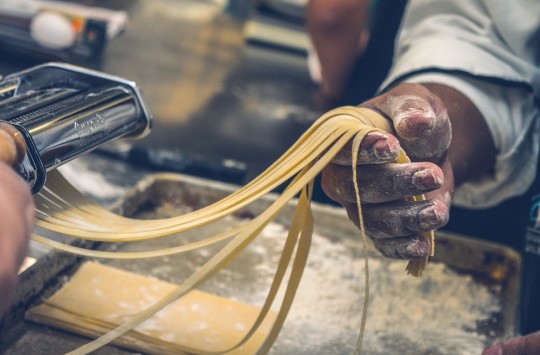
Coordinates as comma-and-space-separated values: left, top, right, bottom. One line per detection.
0, 62, 152, 193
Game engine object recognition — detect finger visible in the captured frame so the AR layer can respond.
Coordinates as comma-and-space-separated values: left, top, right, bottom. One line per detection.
331, 130, 401, 165
0, 263, 18, 316
363, 83, 451, 162
482, 331, 540, 355
344, 199, 448, 238
372, 235, 431, 260
322, 162, 443, 204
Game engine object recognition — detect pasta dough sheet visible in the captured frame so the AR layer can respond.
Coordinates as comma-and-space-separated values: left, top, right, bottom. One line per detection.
27, 261, 277, 354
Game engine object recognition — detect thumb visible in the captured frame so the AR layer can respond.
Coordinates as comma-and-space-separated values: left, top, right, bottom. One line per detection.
362, 83, 451, 162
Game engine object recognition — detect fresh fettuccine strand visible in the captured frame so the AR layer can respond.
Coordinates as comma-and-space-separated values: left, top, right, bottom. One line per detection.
352, 133, 370, 355
32, 106, 435, 354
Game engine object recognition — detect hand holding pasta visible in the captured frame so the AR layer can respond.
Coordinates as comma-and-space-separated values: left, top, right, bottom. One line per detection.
322, 83, 453, 260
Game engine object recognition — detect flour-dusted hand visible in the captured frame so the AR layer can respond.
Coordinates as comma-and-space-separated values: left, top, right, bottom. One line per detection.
0, 162, 34, 315
322, 81, 497, 260
322, 84, 455, 260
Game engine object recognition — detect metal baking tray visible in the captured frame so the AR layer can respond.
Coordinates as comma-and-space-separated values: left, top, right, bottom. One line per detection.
0, 173, 521, 355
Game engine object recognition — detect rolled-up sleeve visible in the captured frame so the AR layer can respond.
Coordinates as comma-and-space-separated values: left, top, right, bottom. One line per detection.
380, 0, 540, 208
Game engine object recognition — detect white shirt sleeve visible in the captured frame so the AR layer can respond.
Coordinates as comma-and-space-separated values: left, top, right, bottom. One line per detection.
379, 0, 540, 208
403, 73, 539, 208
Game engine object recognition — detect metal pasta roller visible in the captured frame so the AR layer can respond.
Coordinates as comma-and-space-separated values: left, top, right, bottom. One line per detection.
0, 62, 152, 193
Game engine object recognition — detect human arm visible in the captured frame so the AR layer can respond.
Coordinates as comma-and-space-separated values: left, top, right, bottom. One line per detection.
320, 0, 539, 351
306, 0, 371, 106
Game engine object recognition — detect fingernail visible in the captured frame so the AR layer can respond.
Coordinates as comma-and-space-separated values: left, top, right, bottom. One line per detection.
405, 239, 429, 258
482, 344, 502, 355
412, 168, 441, 190
418, 205, 442, 229
372, 137, 399, 160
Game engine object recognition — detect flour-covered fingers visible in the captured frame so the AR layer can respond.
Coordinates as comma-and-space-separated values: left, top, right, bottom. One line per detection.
344, 199, 448, 239
331, 130, 400, 165
371, 234, 432, 260
321, 162, 443, 204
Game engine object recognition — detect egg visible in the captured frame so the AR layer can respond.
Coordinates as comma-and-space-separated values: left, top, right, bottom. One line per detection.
30, 11, 77, 49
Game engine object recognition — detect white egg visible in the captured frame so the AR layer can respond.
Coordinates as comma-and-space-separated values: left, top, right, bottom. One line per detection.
30, 11, 77, 49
